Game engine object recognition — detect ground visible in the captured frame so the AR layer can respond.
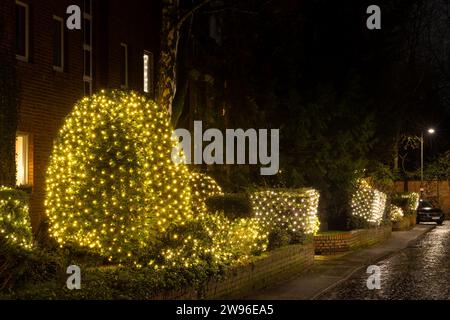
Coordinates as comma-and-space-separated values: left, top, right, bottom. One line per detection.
320, 222, 450, 300
245, 224, 435, 300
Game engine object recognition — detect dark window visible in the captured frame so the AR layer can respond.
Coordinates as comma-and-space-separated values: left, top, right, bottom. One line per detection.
120, 44, 128, 87
53, 17, 63, 69
84, 50, 91, 77
84, 81, 91, 95
15, 2, 28, 58
84, 19, 91, 46
84, 0, 92, 15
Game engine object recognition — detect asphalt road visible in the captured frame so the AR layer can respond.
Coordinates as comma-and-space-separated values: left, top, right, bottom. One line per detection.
319, 222, 450, 300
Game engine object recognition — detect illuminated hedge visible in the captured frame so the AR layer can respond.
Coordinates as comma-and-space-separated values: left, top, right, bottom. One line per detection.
189, 172, 223, 213
351, 180, 387, 226
0, 187, 33, 250
45, 90, 192, 264
401, 192, 420, 214
157, 212, 268, 269
388, 204, 404, 223
249, 188, 320, 236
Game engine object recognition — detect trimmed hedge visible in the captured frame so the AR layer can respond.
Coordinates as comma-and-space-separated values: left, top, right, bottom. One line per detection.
205, 193, 252, 219
249, 188, 320, 236
391, 192, 420, 215
350, 180, 387, 228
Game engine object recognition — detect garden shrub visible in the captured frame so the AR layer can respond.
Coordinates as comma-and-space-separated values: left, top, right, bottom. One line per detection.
350, 179, 387, 228
391, 192, 419, 215
205, 193, 253, 219
0, 187, 33, 250
0, 241, 64, 292
190, 172, 223, 213
154, 211, 267, 269
388, 204, 404, 223
249, 188, 320, 248
45, 90, 192, 265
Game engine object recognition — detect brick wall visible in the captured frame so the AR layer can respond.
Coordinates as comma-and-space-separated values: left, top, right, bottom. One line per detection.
1, 0, 160, 231
314, 224, 392, 255
395, 181, 450, 214
152, 243, 315, 300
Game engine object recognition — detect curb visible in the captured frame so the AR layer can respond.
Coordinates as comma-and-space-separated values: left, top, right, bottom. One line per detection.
310, 225, 436, 300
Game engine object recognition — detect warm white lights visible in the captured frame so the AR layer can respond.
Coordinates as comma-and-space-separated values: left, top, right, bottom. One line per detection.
45, 90, 192, 265
351, 179, 387, 226
0, 186, 33, 250
389, 204, 404, 223
250, 188, 320, 236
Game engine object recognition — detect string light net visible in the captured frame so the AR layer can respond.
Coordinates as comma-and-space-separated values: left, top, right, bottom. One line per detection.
0, 187, 33, 250
45, 90, 192, 264
351, 179, 387, 226
249, 188, 320, 236
189, 172, 223, 213
388, 204, 404, 223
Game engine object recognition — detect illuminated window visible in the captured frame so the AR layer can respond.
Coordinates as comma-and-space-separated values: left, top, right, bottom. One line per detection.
120, 43, 128, 88
15, 134, 29, 186
52, 16, 64, 71
143, 51, 154, 97
15, 0, 29, 61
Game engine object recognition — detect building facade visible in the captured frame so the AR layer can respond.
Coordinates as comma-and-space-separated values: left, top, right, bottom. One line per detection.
0, 0, 161, 231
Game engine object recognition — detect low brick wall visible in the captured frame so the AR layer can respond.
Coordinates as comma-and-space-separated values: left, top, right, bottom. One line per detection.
152, 243, 314, 299
314, 225, 392, 255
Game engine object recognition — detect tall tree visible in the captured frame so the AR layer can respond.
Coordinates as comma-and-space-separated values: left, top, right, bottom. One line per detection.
156, 0, 212, 126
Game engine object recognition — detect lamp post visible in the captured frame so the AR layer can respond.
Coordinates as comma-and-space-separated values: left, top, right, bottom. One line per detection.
420, 128, 435, 186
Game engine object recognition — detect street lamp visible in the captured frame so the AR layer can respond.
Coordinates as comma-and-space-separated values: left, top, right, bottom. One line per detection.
420, 128, 435, 185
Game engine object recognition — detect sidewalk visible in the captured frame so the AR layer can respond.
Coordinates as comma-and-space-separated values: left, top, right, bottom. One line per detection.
244, 224, 435, 300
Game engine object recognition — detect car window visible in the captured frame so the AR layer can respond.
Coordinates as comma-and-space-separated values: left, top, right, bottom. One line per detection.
419, 201, 433, 208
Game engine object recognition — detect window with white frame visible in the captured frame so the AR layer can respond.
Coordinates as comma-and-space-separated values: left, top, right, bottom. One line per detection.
143, 51, 154, 97
15, 134, 29, 186
15, 0, 29, 61
120, 43, 128, 88
53, 16, 64, 71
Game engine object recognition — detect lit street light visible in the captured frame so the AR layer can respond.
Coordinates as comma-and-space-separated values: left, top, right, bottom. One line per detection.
420, 128, 435, 186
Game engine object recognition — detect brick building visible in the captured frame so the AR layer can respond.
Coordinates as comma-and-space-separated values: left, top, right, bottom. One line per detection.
0, 0, 161, 231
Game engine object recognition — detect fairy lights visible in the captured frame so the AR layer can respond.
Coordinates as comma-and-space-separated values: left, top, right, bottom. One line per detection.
351, 179, 387, 226
249, 189, 320, 236
401, 192, 420, 213
189, 172, 223, 213
0, 187, 33, 250
45, 90, 192, 264
388, 204, 404, 223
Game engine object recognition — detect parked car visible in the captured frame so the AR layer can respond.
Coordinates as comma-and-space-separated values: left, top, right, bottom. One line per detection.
416, 199, 445, 225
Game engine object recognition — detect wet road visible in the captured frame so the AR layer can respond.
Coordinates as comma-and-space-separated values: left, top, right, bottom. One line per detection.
320, 222, 450, 300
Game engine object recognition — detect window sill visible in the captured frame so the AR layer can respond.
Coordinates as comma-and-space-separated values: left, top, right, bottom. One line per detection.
16, 55, 29, 63
16, 185, 33, 194
53, 66, 64, 72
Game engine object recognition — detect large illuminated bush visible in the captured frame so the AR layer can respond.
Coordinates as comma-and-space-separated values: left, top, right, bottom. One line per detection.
249, 188, 320, 237
45, 90, 192, 264
351, 179, 387, 226
0, 187, 33, 250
